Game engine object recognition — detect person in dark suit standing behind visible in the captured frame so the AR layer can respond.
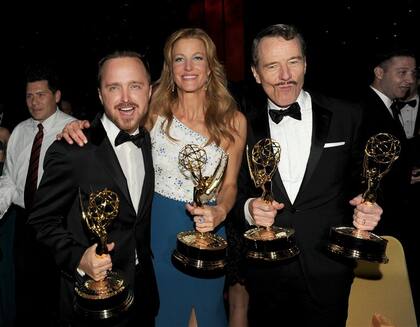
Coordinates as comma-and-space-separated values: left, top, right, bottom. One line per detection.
28, 51, 159, 326
0, 65, 75, 326
360, 49, 417, 239
380, 55, 420, 319
403, 74, 420, 325
234, 24, 383, 326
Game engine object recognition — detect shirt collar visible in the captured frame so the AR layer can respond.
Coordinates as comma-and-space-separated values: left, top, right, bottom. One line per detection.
100, 113, 139, 145
370, 86, 393, 109
267, 89, 309, 111
30, 107, 59, 131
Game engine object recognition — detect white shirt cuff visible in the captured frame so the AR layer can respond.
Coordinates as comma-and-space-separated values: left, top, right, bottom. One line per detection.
0, 175, 15, 219
244, 198, 256, 225
76, 267, 85, 276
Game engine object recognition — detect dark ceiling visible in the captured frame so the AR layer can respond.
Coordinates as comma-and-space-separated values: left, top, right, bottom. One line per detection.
1, 0, 418, 127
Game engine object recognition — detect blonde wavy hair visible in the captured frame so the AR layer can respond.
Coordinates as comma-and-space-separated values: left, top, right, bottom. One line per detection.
148, 28, 238, 146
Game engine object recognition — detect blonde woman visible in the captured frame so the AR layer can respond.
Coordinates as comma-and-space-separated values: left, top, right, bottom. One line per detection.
147, 28, 246, 327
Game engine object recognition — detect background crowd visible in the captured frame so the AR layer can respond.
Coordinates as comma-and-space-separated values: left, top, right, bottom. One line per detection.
0, 1, 419, 326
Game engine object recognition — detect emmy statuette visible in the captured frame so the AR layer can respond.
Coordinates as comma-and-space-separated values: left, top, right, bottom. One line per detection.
172, 144, 229, 276
74, 188, 134, 319
327, 133, 401, 263
244, 138, 300, 261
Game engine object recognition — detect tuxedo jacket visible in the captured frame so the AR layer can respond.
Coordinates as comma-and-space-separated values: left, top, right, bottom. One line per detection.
235, 88, 364, 306
28, 114, 158, 322
359, 88, 413, 236
406, 95, 420, 166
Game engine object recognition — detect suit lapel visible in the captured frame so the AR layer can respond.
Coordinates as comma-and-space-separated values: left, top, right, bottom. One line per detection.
248, 99, 291, 204
367, 88, 407, 139
90, 115, 132, 207
414, 104, 420, 136
295, 99, 331, 202
136, 131, 153, 219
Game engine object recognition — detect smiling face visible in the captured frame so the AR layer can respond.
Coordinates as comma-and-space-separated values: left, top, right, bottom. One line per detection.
98, 56, 151, 133
26, 80, 60, 122
374, 56, 417, 100
251, 36, 306, 107
171, 37, 211, 94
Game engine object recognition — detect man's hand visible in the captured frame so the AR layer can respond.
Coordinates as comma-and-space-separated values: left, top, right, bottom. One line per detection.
350, 195, 383, 231
78, 242, 114, 281
249, 198, 284, 227
57, 120, 90, 146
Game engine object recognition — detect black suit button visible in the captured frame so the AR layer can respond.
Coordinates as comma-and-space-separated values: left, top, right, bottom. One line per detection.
290, 207, 296, 213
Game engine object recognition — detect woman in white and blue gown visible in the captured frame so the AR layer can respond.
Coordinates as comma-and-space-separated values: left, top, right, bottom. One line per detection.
146, 28, 246, 327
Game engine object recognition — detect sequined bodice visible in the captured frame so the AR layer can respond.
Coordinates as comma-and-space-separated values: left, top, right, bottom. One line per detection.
150, 115, 226, 202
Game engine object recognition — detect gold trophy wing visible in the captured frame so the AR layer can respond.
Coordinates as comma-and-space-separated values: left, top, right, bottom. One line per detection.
203, 152, 229, 197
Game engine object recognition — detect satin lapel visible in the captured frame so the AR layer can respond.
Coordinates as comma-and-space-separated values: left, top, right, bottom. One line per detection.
268, 107, 291, 204
298, 101, 332, 195
90, 117, 132, 206
249, 104, 270, 146
414, 106, 420, 136
368, 88, 406, 138
249, 102, 290, 204
136, 132, 153, 219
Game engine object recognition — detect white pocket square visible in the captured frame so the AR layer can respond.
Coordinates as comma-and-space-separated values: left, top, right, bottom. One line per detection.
324, 141, 345, 148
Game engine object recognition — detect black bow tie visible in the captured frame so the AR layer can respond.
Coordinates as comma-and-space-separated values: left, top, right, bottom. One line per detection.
115, 129, 146, 148
391, 99, 417, 114
390, 100, 404, 117
269, 102, 301, 124
404, 99, 417, 108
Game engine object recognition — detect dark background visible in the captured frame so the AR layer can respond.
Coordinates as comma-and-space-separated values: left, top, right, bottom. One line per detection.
0, 0, 418, 129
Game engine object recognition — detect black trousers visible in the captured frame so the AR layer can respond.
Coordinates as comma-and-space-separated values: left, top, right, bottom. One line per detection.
13, 205, 60, 326
0, 207, 16, 326
246, 257, 349, 327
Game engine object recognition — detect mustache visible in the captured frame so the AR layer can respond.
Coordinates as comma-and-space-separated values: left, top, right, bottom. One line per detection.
275, 81, 297, 86
115, 101, 139, 110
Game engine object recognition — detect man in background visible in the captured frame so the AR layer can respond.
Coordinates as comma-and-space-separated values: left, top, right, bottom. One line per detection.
0, 64, 75, 325
360, 48, 418, 317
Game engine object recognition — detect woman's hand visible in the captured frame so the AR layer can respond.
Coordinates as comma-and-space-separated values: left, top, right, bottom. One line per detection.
57, 120, 90, 146
186, 203, 227, 233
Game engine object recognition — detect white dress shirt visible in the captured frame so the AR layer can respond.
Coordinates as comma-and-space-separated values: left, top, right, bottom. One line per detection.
245, 90, 313, 224
101, 114, 144, 213
0, 108, 75, 218
400, 94, 419, 139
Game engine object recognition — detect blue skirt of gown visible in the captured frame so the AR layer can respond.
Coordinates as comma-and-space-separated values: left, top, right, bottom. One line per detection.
151, 192, 227, 327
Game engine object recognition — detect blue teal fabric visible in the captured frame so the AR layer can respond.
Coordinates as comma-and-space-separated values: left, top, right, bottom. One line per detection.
151, 193, 227, 327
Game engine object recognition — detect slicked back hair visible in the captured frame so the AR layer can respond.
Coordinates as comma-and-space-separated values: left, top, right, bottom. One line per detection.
251, 24, 306, 67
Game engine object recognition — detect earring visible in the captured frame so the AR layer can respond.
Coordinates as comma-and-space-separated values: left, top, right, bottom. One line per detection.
171, 82, 175, 93
204, 78, 210, 91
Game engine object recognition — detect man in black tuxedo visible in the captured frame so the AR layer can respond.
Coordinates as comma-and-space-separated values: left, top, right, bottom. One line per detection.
234, 24, 383, 326
362, 49, 419, 317
360, 49, 417, 238
28, 51, 158, 326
